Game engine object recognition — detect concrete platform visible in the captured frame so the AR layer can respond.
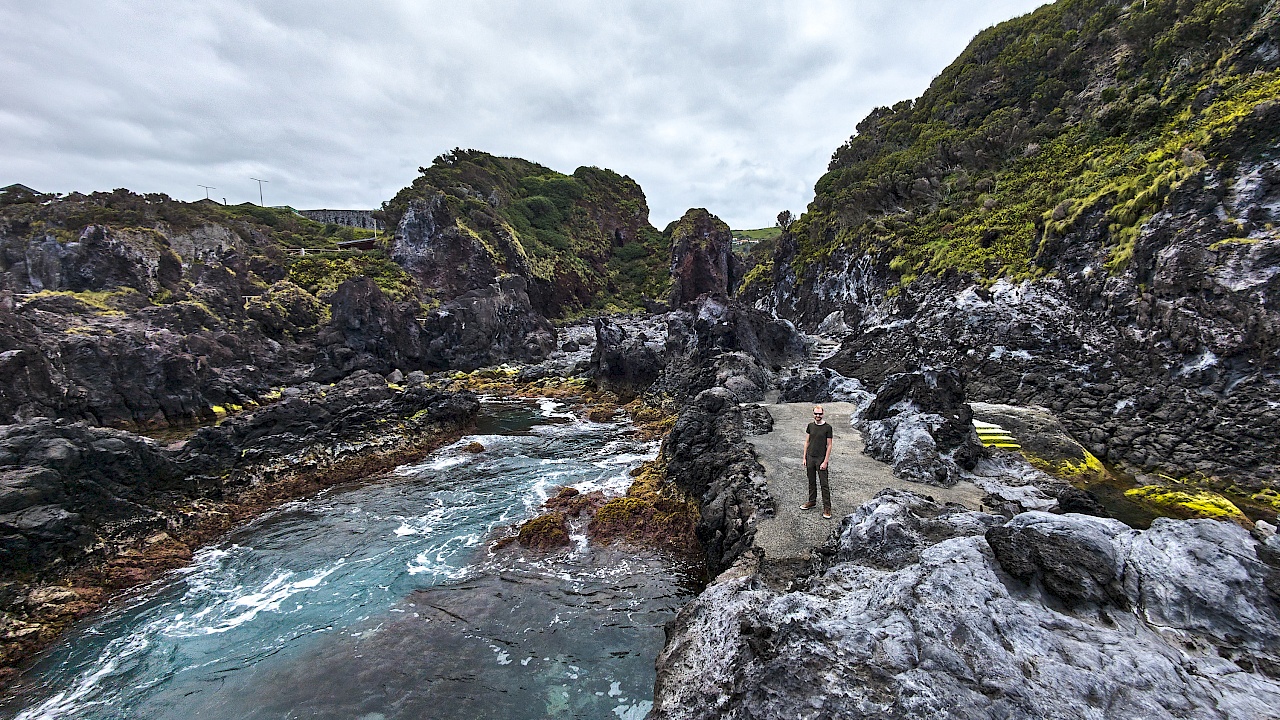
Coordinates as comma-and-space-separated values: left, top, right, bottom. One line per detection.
750, 402, 987, 569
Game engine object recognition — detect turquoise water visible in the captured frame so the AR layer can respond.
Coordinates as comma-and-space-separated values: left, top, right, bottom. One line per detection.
1, 399, 694, 720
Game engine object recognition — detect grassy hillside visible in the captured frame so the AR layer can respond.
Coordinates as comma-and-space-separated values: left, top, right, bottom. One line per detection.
732, 227, 783, 241
767, 0, 1279, 291
0, 188, 411, 301
383, 150, 671, 315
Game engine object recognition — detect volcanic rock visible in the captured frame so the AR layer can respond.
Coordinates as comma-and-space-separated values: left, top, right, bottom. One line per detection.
856, 367, 985, 487
668, 209, 739, 308
652, 493, 1280, 720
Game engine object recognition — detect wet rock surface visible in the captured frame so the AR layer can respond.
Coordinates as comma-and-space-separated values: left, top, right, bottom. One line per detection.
653, 491, 1280, 720
0, 373, 478, 676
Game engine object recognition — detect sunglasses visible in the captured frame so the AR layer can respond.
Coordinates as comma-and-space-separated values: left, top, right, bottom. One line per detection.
813, 412, 823, 416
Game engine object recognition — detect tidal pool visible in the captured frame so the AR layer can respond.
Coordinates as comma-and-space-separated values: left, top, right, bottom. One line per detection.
2, 398, 695, 720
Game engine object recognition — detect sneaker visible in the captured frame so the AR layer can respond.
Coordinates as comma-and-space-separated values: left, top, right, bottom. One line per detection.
822, 510, 832, 519
800, 502, 816, 510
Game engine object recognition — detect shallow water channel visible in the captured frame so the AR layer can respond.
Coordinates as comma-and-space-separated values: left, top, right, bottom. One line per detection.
2, 399, 695, 720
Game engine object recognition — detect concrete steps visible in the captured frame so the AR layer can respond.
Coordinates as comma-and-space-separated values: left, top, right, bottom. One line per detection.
973, 420, 1021, 449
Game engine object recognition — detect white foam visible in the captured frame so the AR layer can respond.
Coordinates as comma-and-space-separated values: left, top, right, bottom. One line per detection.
1176, 349, 1218, 376
613, 701, 653, 719
392, 507, 447, 537
538, 399, 578, 420
13, 634, 147, 720
183, 562, 343, 636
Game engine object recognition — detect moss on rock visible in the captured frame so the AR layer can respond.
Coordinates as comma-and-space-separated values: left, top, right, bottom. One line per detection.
1124, 485, 1251, 526
517, 511, 571, 550
587, 459, 699, 553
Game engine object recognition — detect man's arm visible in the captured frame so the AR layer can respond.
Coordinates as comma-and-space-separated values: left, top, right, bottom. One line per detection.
802, 433, 810, 463
821, 433, 833, 470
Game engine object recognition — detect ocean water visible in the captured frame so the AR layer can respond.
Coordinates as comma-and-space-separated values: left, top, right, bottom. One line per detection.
1, 398, 694, 720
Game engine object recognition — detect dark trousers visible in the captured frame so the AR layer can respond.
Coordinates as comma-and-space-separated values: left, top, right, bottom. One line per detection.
806, 459, 831, 510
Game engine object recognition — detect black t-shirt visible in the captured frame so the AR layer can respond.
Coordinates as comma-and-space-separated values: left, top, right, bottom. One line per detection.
806, 422, 833, 460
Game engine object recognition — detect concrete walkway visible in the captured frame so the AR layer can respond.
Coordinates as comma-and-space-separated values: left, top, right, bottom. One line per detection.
751, 402, 987, 567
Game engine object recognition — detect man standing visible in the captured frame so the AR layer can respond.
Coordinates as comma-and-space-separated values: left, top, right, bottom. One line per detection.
802, 405, 834, 519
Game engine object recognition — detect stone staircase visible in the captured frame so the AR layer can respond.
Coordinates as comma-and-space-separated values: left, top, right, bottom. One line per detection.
797, 335, 842, 376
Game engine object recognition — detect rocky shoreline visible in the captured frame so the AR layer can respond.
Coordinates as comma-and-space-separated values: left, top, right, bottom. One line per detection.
4, 2, 1280, 711
640, 349, 1280, 719
0, 371, 478, 680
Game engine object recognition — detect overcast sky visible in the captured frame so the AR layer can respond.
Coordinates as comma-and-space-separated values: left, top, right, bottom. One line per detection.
1, 1, 1047, 229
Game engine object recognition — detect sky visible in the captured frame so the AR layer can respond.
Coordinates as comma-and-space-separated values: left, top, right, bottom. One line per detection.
0, 1, 1048, 229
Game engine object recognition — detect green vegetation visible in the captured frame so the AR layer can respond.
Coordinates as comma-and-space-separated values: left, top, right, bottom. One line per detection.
244, 280, 330, 334
755, 0, 1279, 295
384, 150, 670, 315
732, 227, 782, 241
517, 511, 571, 550
0, 189, 367, 252
26, 288, 138, 315
1124, 484, 1250, 524
286, 251, 416, 301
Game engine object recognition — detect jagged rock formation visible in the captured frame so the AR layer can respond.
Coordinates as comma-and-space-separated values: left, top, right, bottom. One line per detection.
383, 150, 670, 317
0, 372, 478, 580
590, 314, 669, 399
318, 275, 554, 374
589, 296, 804, 402
742, 0, 1280, 494
662, 387, 773, 577
668, 208, 738, 307
653, 490, 1280, 720
856, 367, 985, 487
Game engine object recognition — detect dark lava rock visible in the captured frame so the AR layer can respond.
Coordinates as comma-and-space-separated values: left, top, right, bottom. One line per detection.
321, 275, 555, 375
0, 375, 479, 582
653, 297, 804, 401
857, 367, 984, 487
0, 421, 186, 577
13, 224, 183, 297
391, 192, 504, 300
668, 208, 739, 308
663, 387, 770, 575
178, 371, 478, 476
321, 277, 432, 376
418, 275, 556, 370
589, 297, 803, 402
986, 511, 1131, 608
591, 316, 667, 400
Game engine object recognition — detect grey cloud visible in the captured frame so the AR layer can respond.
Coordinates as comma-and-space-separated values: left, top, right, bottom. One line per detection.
0, 0, 1047, 227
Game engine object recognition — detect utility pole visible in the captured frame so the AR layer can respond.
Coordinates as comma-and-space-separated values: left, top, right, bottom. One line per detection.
250, 177, 269, 206
198, 184, 216, 200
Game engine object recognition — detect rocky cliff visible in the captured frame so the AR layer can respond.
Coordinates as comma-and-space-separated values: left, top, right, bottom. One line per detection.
0, 158, 674, 428
668, 208, 739, 307
743, 0, 1280, 498
383, 149, 671, 318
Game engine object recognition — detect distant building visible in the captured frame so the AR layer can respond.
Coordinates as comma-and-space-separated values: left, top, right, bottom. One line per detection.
336, 238, 378, 251
299, 209, 384, 231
